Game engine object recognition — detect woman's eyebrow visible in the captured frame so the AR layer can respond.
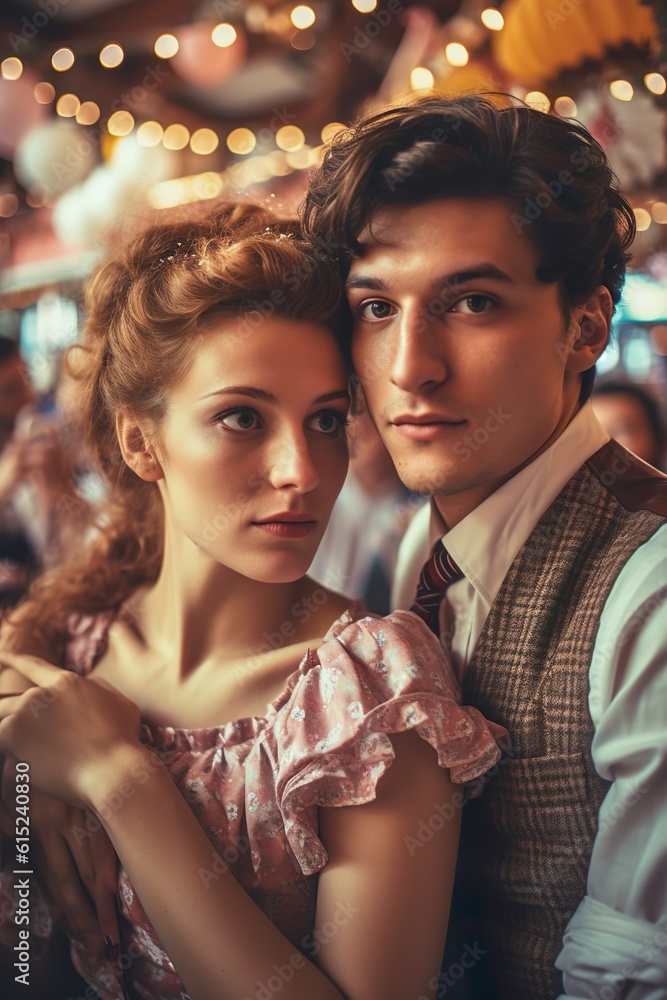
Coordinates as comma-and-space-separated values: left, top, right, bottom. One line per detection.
197, 386, 277, 402
197, 387, 351, 404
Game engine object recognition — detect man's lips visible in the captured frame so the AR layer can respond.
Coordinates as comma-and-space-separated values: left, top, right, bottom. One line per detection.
391, 412, 467, 426
391, 413, 467, 441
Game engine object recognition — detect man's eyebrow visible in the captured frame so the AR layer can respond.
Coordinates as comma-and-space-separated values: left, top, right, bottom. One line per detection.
197, 386, 351, 404
346, 264, 516, 292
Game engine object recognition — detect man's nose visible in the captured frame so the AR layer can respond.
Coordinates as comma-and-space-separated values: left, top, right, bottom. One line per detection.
389, 301, 449, 394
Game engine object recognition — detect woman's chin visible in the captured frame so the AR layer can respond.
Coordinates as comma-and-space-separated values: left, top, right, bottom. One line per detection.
218, 551, 318, 586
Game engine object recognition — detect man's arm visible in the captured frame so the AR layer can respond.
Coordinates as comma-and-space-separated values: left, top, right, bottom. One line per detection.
556, 523, 667, 998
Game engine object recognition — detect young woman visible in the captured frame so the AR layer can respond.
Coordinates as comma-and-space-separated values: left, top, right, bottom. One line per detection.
0, 204, 506, 1000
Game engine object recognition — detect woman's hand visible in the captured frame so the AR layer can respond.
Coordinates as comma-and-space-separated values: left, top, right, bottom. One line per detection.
1, 753, 120, 953
0, 653, 142, 808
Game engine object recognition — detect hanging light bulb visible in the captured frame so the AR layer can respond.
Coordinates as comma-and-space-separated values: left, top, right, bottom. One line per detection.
212, 23, 237, 47
33, 82, 55, 104
411, 67, 434, 90
554, 96, 577, 116
290, 5, 315, 29
191, 128, 219, 154
321, 122, 346, 144
633, 207, 651, 231
226, 128, 256, 155
76, 101, 100, 125
56, 93, 80, 118
52, 48, 75, 71
276, 125, 305, 151
1, 57, 23, 80
481, 8, 504, 30
163, 124, 190, 150
609, 79, 633, 101
155, 34, 179, 58
644, 72, 666, 95
137, 121, 164, 147
525, 91, 550, 112
100, 43, 124, 68
445, 43, 468, 67
108, 110, 135, 136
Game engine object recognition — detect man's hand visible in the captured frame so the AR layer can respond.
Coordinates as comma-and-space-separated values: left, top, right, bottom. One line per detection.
1, 752, 120, 953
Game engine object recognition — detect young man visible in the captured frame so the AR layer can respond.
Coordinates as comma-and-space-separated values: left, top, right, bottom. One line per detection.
303, 96, 667, 1000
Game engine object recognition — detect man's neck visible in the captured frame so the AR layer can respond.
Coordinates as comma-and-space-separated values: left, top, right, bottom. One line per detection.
435, 400, 582, 530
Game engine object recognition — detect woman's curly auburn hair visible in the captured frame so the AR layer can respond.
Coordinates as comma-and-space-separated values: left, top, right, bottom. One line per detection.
3, 202, 347, 657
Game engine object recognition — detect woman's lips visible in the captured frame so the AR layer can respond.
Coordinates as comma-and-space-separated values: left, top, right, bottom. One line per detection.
252, 521, 316, 538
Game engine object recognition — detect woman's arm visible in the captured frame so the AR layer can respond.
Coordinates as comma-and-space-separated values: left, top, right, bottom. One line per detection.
0, 657, 460, 1000
82, 732, 458, 1000
314, 729, 460, 1000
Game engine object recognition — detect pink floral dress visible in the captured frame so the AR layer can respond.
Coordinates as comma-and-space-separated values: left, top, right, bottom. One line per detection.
1, 600, 507, 999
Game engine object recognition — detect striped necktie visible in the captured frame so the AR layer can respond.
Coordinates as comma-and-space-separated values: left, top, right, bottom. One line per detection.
410, 540, 464, 634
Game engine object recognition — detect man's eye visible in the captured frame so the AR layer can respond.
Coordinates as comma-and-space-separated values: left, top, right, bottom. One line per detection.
217, 409, 260, 431
359, 300, 395, 321
450, 295, 496, 315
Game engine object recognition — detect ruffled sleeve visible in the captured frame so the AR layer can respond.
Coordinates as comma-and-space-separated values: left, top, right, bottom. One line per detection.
272, 608, 508, 876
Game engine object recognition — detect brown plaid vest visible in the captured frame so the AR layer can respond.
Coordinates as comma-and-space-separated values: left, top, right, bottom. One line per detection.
441, 440, 667, 1000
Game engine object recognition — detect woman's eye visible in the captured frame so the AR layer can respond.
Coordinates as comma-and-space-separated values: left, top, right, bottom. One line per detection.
359, 300, 395, 321
217, 409, 260, 431
449, 294, 496, 315
307, 410, 349, 436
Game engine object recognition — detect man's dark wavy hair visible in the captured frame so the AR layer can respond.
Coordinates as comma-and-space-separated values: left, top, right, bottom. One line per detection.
302, 94, 636, 403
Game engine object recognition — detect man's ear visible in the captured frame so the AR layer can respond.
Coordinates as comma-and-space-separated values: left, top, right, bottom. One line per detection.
564, 286, 614, 375
116, 410, 164, 483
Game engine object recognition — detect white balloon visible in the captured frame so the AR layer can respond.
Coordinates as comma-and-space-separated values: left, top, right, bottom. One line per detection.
109, 134, 181, 188
52, 167, 141, 247
52, 186, 101, 247
81, 166, 137, 228
15, 121, 98, 196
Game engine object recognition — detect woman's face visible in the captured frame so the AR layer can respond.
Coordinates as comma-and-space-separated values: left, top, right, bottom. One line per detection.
152, 315, 350, 583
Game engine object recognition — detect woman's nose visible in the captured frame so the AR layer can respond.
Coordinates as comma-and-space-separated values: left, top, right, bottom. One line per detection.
266, 430, 320, 494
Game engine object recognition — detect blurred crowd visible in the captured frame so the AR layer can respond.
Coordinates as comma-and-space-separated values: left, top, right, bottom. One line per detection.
0, 336, 93, 609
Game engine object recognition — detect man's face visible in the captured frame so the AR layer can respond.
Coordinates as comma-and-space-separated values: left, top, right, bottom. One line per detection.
347, 198, 586, 509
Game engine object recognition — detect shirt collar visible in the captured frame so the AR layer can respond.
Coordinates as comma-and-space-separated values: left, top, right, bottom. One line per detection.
428, 403, 611, 607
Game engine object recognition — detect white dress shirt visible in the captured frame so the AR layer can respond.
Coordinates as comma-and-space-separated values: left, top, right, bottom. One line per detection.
392, 402, 667, 999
